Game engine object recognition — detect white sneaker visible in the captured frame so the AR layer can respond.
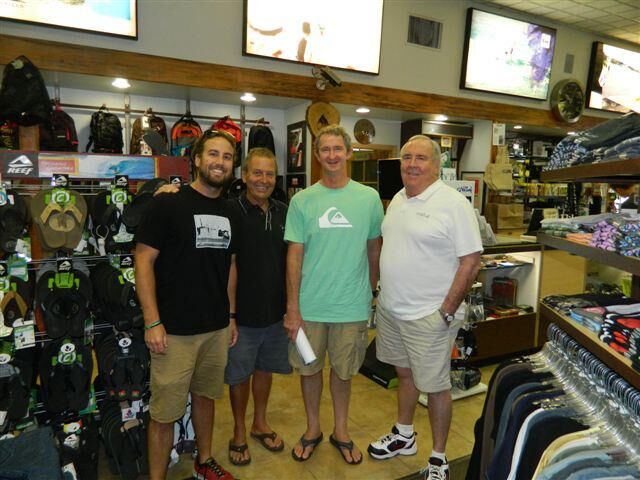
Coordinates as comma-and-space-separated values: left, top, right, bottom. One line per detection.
421, 456, 450, 480
367, 426, 417, 459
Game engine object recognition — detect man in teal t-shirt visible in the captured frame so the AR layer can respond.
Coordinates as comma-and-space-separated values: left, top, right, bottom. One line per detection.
284, 125, 383, 465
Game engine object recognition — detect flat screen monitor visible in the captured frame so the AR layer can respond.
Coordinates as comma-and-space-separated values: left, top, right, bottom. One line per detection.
243, 0, 384, 74
586, 42, 640, 114
460, 8, 556, 100
378, 159, 402, 200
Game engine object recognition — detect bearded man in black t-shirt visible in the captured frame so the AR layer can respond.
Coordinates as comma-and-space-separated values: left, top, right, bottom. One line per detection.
135, 130, 240, 480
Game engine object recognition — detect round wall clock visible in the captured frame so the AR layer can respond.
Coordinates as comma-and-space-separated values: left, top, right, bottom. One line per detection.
550, 79, 585, 124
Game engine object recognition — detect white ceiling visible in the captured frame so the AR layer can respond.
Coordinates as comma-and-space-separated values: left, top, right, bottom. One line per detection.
480, 0, 639, 46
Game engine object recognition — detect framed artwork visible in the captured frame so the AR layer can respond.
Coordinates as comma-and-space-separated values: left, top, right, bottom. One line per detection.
287, 121, 306, 173
1, 0, 138, 39
461, 171, 486, 213
286, 174, 306, 202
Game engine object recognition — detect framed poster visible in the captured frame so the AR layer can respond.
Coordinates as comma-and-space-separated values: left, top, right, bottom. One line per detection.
287, 121, 306, 173
1, 0, 138, 39
461, 171, 486, 213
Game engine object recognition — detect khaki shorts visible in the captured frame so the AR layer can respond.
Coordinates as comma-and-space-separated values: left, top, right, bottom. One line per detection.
375, 305, 461, 393
288, 321, 368, 380
150, 328, 230, 423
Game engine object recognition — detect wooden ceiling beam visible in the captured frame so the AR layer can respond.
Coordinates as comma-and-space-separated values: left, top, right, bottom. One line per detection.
1, 34, 604, 130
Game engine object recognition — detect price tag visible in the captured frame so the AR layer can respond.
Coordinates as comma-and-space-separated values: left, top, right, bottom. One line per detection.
121, 406, 135, 422
13, 324, 35, 350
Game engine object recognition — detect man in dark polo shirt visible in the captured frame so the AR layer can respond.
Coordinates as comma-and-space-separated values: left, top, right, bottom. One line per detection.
225, 147, 290, 466
135, 130, 240, 480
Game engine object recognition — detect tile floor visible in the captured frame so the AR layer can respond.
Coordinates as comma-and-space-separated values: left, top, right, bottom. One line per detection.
98, 362, 494, 480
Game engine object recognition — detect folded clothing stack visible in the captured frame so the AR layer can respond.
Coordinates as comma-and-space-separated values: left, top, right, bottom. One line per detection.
617, 221, 640, 257
590, 220, 620, 251
564, 232, 592, 245
545, 113, 640, 170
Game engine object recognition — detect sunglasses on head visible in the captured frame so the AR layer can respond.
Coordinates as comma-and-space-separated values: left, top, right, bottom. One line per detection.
202, 128, 237, 145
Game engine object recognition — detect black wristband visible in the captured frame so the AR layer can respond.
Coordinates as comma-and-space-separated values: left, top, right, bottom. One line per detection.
229, 312, 237, 319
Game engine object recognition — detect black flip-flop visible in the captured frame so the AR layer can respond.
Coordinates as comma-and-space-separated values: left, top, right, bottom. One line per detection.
228, 441, 251, 466
329, 434, 363, 465
250, 431, 284, 452
291, 432, 323, 462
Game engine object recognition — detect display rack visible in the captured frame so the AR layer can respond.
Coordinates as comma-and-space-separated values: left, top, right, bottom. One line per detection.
538, 160, 640, 389
539, 302, 640, 390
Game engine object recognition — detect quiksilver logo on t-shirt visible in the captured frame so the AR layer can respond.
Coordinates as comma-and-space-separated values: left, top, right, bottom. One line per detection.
319, 207, 352, 228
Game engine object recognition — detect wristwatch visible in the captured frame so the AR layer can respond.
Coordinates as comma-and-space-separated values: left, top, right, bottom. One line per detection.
438, 308, 455, 323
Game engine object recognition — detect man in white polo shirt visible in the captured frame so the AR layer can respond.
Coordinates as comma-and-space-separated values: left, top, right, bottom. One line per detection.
367, 135, 482, 480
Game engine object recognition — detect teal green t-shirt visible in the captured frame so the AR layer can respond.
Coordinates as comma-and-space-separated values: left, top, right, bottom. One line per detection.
284, 180, 384, 323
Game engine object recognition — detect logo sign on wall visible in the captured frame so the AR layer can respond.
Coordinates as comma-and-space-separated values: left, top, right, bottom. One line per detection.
0, 151, 39, 178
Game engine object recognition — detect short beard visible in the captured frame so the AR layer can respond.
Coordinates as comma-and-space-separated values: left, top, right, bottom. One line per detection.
198, 165, 230, 189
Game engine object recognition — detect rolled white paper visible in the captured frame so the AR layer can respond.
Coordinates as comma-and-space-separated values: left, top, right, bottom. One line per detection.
295, 328, 316, 365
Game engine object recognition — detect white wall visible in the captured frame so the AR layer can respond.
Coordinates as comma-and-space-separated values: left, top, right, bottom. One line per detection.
2, 0, 632, 117
459, 120, 493, 172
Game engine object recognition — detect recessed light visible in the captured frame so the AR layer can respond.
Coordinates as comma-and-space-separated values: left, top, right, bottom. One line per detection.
567, 131, 577, 135
513, 125, 523, 129
356, 107, 370, 114
112, 78, 130, 89
240, 93, 256, 102
435, 114, 448, 121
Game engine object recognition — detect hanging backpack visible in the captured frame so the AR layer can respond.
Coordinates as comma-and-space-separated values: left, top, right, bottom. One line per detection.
212, 116, 242, 166
86, 106, 123, 154
170, 112, 202, 157
248, 123, 275, 154
0, 55, 52, 126
40, 102, 79, 152
130, 110, 168, 155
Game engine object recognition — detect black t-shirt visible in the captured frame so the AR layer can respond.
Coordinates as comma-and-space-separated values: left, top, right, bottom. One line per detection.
135, 185, 240, 335
231, 194, 287, 328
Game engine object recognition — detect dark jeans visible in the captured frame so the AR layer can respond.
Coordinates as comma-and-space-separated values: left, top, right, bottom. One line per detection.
0, 427, 61, 480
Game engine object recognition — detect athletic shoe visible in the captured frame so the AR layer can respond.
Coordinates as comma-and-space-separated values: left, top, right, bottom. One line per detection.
421, 456, 450, 480
367, 425, 417, 459
193, 457, 234, 480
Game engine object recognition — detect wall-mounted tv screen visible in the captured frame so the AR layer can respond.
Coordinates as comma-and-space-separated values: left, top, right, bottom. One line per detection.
586, 42, 640, 114
243, 0, 383, 74
460, 8, 556, 100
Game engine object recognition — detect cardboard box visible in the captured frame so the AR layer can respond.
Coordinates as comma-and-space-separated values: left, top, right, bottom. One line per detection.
484, 203, 524, 230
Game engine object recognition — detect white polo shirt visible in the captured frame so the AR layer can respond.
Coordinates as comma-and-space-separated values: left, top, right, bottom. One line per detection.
379, 180, 483, 320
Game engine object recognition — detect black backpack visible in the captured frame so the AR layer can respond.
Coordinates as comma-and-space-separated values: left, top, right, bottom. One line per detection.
86, 106, 123, 154
0, 55, 52, 126
40, 103, 79, 152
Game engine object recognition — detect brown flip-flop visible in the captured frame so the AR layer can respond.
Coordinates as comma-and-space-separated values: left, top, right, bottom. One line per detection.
291, 432, 323, 462
30, 191, 65, 251
228, 441, 251, 466
62, 191, 88, 250
250, 431, 284, 452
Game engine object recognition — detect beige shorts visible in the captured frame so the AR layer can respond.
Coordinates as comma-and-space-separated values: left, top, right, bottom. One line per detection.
375, 305, 461, 393
288, 321, 368, 380
150, 327, 230, 423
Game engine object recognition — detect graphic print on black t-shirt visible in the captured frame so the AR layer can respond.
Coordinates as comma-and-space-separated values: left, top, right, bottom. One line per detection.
194, 215, 231, 249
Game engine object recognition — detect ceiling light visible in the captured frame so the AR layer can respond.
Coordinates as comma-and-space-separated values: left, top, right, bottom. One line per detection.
567, 131, 577, 135
513, 125, 522, 129
356, 107, 370, 114
112, 78, 130, 89
435, 114, 448, 121
240, 93, 256, 102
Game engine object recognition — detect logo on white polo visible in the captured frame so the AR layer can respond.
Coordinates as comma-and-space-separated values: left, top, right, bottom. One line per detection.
319, 207, 352, 228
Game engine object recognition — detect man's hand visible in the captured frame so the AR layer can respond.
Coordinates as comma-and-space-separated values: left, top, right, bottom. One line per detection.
145, 324, 168, 354
229, 319, 238, 347
284, 309, 304, 342
154, 184, 180, 196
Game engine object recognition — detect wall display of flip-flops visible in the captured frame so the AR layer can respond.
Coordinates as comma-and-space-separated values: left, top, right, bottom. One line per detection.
0, 166, 190, 480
